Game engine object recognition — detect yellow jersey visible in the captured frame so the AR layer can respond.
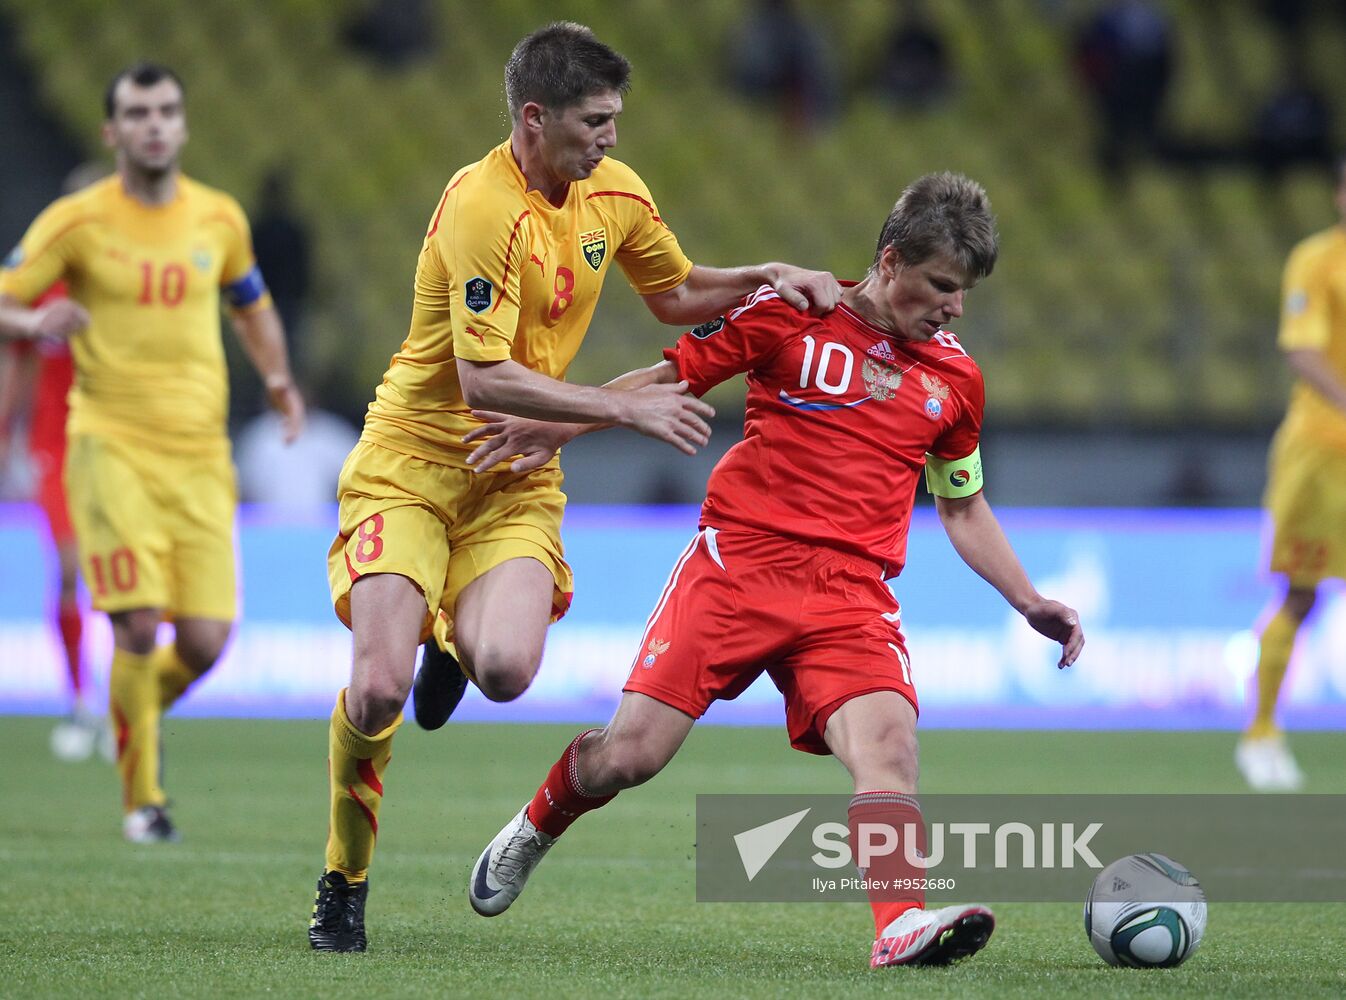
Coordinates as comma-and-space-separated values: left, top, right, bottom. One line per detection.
1277, 224, 1346, 451
0, 174, 270, 455
362, 141, 693, 468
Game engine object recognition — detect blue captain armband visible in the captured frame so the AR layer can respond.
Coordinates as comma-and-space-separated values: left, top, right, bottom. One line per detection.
925, 446, 984, 499
223, 265, 268, 308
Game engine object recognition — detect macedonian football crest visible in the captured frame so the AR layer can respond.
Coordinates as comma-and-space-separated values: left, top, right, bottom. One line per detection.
862, 356, 903, 401
642, 637, 670, 669
580, 228, 607, 272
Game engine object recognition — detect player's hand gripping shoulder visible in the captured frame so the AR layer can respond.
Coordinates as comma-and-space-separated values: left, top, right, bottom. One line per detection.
1023, 599, 1085, 670
763, 262, 842, 315
463, 411, 584, 473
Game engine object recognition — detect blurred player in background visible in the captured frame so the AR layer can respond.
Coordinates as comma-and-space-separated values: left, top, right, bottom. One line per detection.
309, 21, 839, 952
0, 161, 110, 761
0, 63, 304, 842
1237, 154, 1346, 791
463, 174, 1083, 968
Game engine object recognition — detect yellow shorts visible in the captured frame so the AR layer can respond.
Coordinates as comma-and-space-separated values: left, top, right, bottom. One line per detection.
1264, 427, 1346, 586
65, 433, 238, 618
326, 439, 574, 642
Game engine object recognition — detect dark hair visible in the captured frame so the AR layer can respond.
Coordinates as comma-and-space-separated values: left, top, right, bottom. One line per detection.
504, 22, 631, 120
104, 62, 185, 119
873, 172, 999, 282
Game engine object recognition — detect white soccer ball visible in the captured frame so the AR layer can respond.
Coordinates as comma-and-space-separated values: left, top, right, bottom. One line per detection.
1083, 853, 1207, 968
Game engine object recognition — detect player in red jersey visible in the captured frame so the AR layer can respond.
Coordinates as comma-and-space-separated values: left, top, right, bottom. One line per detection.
462, 173, 1084, 968
0, 278, 105, 760
0, 162, 108, 759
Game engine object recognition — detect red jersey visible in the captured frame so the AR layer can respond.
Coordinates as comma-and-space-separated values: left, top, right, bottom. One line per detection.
663, 285, 984, 577
7, 281, 75, 457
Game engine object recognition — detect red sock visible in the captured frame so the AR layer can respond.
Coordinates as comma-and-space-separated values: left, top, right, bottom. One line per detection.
56, 600, 84, 697
849, 791, 926, 934
526, 729, 616, 837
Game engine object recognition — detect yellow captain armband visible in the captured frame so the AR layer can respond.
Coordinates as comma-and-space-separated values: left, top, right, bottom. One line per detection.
925, 447, 984, 499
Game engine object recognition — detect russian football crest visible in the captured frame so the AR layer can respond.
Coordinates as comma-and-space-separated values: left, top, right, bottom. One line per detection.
862, 343, 903, 401
920, 372, 949, 420
642, 637, 670, 668
579, 228, 607, 272
464, 276, 493, 313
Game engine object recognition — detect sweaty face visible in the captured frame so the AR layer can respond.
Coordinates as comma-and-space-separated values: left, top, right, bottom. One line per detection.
105, 78, 187, 175
878, 249, 971, 342
538, 90, 621, 182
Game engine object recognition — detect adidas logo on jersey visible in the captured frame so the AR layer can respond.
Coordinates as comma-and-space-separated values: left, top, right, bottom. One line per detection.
867, 341, 896, 362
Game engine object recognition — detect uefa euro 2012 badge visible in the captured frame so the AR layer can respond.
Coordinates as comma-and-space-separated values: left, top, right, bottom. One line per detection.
464, 276, 493, 313
642, 637, 670, 669
921, 372, 949, 420
2, 245, 23, 269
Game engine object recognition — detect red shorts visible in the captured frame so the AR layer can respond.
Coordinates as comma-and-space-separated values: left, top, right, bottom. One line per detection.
622, 526, 916, 755
30, 440, 73, 544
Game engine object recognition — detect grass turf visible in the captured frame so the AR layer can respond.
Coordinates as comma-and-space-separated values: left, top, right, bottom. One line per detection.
1, 717, 1343, 998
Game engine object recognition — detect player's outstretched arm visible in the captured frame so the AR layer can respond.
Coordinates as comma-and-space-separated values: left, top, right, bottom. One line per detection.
457, 357, 713, 456
935, 492, 1084, 668
0, 293, 88, 342
228, 305, 305, 443
463, 360, 687, 472
641, 262, 841, 324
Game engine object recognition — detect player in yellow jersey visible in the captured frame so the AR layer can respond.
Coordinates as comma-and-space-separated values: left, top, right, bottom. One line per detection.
0, 63, 305, 841
1237, 155, 1346, 792
308, 22, 840, 952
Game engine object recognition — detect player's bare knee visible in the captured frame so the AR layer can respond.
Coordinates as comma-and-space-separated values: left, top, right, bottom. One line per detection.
347, 674, 409, 733
177, 625, 232, 674
468, 650, 539, 703
1283, 587, 1317, 622
111, 609, 159, 654
475, 667, 534, 703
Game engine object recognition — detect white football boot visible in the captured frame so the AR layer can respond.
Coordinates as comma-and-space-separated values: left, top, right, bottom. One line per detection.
469, 805, 555, 916
123, 805, 181, 844
871, 904, 995, 968
1236, 735, 1305, 791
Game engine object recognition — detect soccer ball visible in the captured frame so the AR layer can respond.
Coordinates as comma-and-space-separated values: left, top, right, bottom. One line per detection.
1083, 853, 1207, 968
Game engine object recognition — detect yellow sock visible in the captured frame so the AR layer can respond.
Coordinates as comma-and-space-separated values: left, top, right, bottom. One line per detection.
155, 646, 200, 710
325, 688, 401, 882
1247, 607, 1300, 739
108, 647, 165, 812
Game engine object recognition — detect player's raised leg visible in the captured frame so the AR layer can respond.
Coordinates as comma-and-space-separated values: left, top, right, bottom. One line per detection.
446, 556, 556, 704
1238, 585, 1314, 791
158, 616, 232, 709
310, 572, 422, 953
470, 691, 694, 916
413, 551, 560, 728
824, 691, 994, 968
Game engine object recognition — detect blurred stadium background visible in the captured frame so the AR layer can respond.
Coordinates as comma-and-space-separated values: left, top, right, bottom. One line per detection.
2, 0, 1345, 729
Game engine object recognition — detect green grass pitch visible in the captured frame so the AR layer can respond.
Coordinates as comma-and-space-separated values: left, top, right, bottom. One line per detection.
1, 716, 1343, 998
